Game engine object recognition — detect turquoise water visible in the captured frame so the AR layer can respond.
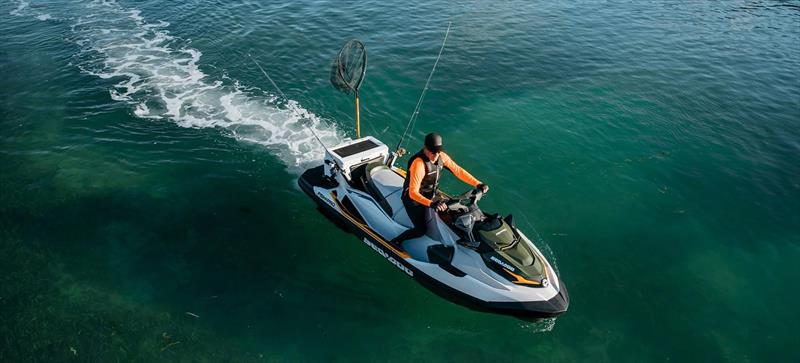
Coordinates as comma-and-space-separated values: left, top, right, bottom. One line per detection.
2, 0, 799, 361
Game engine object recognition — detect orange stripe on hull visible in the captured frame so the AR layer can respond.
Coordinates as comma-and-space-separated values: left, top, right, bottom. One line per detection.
331, 192, 411, 259
504, 268, 542, 286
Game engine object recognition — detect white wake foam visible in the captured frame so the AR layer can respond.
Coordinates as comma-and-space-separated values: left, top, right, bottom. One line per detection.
28, 0, 345, 172
10, 1, 54, 21
9, 0, 28, 16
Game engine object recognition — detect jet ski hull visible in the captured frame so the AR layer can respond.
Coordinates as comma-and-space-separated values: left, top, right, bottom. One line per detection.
299, 165, 568, 319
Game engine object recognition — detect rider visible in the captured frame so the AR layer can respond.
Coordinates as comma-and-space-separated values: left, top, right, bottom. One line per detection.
390, 133, 489, 248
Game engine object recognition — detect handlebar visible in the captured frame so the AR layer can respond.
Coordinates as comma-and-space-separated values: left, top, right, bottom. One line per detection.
445, 187, 485, 209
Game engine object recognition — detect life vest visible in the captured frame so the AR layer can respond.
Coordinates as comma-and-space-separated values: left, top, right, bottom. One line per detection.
403, 150, 445, 202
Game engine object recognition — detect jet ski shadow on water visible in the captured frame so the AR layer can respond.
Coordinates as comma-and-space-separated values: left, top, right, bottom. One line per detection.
299, 137, 569, 320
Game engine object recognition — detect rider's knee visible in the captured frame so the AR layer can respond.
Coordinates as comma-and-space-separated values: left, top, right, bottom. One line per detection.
411, 224, 427, 236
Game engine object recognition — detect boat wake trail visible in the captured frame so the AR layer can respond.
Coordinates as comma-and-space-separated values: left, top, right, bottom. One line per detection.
14, 0, 345, 172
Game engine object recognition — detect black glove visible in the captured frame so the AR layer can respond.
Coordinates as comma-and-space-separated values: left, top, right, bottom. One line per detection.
431, 201, 447, 211
477, 183, 489, 193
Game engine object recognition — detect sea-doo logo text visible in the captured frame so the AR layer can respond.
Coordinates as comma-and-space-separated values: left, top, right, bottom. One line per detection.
490, 256, 515, 272
363, 238, 413, 277
317, 192, 336, 209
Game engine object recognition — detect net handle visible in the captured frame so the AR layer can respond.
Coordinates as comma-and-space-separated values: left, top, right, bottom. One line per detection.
355, 90, 361, 138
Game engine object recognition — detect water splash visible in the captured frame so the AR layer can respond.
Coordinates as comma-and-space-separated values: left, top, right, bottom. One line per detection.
9, 0, 28, 16
519, 317, 557, 334
10, 0, 54, 21
20, 0, 346, 173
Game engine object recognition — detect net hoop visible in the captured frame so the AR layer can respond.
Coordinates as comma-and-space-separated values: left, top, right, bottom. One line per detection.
330, 39, 367, 95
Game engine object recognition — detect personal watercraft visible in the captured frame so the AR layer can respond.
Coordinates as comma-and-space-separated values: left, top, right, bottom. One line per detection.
299, 137, 569, 319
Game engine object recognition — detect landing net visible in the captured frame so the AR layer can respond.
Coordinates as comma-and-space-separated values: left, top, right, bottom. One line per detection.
330, 40, 367, 95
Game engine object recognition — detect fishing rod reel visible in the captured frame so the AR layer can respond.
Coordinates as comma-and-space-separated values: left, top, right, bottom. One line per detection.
386, 147, 407, 168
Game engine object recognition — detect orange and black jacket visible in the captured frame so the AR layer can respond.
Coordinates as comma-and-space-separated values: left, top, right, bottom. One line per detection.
403, 151, 481, 207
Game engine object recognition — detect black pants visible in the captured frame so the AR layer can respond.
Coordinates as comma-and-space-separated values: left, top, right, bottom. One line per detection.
390, 196, 429, 245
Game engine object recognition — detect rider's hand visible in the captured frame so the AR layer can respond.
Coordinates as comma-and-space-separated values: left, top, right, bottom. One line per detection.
432, 201, 448, 212
478, 183, 489, 194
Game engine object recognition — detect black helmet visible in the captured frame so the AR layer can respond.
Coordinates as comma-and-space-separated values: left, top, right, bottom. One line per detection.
424, 133, 444, 152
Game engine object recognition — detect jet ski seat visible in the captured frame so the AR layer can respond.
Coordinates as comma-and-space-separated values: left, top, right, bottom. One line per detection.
361, 162, 393, 215
365, 163, 413, 228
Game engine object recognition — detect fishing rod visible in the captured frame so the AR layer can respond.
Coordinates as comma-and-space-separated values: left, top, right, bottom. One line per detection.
393, 22, 452, 158
248, 53, 331, 153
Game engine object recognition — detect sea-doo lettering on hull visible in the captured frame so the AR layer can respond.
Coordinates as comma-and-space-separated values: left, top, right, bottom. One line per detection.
363, 238, 413, 276
490, 255, 516, 272
316, 191, 336, 209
